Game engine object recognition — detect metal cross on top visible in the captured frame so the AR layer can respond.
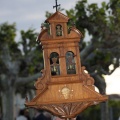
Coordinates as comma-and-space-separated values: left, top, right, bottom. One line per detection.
53, 0, 60, 11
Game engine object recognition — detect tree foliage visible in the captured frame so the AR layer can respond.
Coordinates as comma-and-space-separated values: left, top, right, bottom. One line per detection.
78, 99, 120, 120
65, 0, 120, 94
0, 23, 42, 120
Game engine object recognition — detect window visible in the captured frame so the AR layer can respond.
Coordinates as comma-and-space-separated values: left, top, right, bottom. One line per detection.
56, 24, 63, 36
50, 52, 60, 76
66, 51, 76, 74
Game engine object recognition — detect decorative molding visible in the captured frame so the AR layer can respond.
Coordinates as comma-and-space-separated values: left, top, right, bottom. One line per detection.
33, 102, 92, 118
58, 85, 73, 99
81, 66, 94, 85
35, 69, 47, 91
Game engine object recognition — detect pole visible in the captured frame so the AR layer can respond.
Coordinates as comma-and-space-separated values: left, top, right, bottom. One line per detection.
65, 118, 76, 120
65, 118, 69, 120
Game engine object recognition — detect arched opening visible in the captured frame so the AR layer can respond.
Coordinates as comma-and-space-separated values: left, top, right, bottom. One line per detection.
50, 52, 60, 76
56, 24, 63, 36
66, 51, 76, 74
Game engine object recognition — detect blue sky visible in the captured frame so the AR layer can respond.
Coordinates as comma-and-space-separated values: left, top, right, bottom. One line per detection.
1, 0, 120, 95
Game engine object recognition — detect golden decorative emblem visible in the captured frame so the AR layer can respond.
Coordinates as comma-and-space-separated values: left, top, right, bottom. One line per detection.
59, 85, 73, 99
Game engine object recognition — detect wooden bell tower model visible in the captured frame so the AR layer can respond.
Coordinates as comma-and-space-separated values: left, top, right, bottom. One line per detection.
25, 0, 108, 119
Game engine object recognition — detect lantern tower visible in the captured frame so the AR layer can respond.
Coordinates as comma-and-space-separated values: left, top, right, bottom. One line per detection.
25, 4, 108, 119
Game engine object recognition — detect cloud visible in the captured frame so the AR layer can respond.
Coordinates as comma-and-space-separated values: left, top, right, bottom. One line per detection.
0, 0, 111, 32
1, 0, 109, 29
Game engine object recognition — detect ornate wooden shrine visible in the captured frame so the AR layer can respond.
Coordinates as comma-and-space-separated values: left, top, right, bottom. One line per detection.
25, 1, 108, 119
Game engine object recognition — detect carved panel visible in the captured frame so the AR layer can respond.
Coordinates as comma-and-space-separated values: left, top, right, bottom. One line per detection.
36, 102, 92, 118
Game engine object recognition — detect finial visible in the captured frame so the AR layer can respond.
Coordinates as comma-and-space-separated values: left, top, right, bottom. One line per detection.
53, 0, 60, 11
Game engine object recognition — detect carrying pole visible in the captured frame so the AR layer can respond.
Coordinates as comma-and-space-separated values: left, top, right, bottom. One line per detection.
65, 118, 76, 120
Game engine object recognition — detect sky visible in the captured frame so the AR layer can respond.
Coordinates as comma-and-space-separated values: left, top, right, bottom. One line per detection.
0, 0, 120, 95
0, 0, 109, 33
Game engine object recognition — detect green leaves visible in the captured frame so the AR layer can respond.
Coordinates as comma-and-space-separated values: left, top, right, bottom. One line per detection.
0, 23, 21, 59
66, 0, 120, 79
20, 29, 38, 55
0, 22, 16, 42
0, 22, 43, 77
